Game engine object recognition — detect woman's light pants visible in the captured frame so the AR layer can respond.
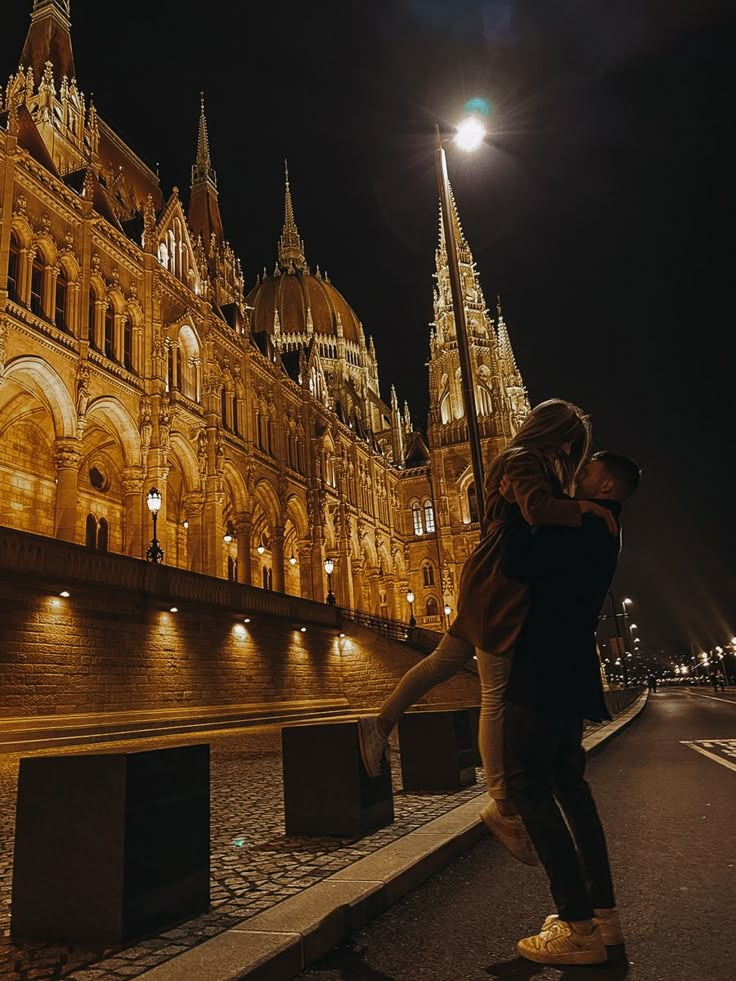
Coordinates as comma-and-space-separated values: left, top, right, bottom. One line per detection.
376, 631, 513, 798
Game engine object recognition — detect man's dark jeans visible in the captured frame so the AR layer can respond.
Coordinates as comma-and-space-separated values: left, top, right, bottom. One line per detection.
504, 700, 615, 922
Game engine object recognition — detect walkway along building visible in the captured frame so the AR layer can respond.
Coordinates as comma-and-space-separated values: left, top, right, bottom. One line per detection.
0, 0, 529, 628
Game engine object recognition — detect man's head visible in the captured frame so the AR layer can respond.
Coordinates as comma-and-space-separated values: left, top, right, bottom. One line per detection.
575, 451, 641, 502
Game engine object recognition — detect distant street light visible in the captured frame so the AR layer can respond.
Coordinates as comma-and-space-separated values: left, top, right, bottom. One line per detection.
435, 110, 488, 532
145, 486, 164, 564
406, 590, 416, 628
324, 557, 336, 606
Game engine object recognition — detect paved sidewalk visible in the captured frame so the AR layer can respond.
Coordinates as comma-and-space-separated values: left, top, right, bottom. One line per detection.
0, 695, 646, 981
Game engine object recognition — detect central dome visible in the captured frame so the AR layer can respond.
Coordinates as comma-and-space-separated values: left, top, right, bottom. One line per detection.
245, 164, 365, 346
246, 266, 364, 344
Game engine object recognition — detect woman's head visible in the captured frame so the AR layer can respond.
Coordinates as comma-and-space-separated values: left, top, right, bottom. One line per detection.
510, 399, 592, 492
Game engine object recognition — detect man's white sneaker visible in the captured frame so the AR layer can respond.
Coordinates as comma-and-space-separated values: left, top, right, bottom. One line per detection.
480, 798, 539, 866
357, 716, 388, 778
517, 918, 607, 966
542, 908, 624, 947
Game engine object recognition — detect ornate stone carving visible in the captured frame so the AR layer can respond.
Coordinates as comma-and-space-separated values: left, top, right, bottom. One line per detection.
197, 427, 208, 477
75, 362, 90, 418
139, 396, 152, 456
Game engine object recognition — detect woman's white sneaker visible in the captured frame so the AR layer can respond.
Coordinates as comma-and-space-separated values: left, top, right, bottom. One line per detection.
357, 716, 388, 778
480, 798, 539, 866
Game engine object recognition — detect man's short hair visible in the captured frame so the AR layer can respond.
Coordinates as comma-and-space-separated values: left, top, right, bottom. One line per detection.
591, 451, 641, 500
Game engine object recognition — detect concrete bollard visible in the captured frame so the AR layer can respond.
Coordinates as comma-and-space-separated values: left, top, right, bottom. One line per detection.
398, 709, 477, 792
11, 744, 210, 944
282, 721, 394, 838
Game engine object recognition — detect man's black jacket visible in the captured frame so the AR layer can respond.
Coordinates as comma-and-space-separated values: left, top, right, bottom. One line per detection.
502, 498, 622, 722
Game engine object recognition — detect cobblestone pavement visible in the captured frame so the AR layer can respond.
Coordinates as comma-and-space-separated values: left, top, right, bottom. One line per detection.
0, 719, 611, 981
0, 723, 496, 981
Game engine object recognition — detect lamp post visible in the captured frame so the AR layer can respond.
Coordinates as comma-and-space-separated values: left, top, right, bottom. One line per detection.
434, 115, 488, 534
444, 602, 452, 630
324, 557, 336, 606
606, 588, 628, 687
406, 590, 416, 628
145, 486, 164, 564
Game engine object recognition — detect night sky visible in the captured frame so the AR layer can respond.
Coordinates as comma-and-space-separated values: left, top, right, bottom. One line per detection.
2, 1, 733, 658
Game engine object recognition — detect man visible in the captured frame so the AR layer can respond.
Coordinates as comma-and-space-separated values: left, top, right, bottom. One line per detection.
501, 450, 641, 966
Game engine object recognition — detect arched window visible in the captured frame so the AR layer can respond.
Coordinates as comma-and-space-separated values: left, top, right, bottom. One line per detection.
123, 316, 133, 370
85, 513, 97, 549
422, 562, 435, 587
97, 517, 109, 552
7, 232, 20, 302
55, 268, 68, 331
88, 288, 98, 348
412, 502, 423, 535
467, 482, 479, 524
30, 252, 45, 317
166, 344, 173, 392
227, 555, 236, 581
478, 385, 493, 416
425, 596, 439, 618
104, 305, 114, 359
423, 500, 435, 533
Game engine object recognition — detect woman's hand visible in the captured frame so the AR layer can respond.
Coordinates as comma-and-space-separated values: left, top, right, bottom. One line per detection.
499, 475, 515, 502
579, 500, 618, 534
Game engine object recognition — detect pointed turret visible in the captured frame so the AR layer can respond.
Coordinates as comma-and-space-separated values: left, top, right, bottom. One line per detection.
188, 92, 225, 246
390, 385, 405, 465
278, 161, 307, 271
495, 297, 520, 377
20, 1, 75, 88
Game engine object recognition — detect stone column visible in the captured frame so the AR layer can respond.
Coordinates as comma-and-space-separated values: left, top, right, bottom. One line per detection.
234, 511, 252, 585
122, 466, 145, 557
311, 542, 328, 604
336, 546, 354, 609
297, 539, 314, 599
201, 486, 224, 577
183, 491, 205, 573
53, 438, 82, 542
271, 524, 285, 593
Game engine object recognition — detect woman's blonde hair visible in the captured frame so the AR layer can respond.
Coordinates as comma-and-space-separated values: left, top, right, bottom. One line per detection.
485, 398, 592, 499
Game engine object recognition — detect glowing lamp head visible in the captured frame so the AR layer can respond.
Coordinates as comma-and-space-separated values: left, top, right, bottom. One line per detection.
455, 115, 486, 152
406, 590, 415, 605
289, 554, 297, 566
257, 544, 265, 555
146, 486, 162, 513
324, 558, 334, 576
444, 604, 452, 616
223, 533, 233, 543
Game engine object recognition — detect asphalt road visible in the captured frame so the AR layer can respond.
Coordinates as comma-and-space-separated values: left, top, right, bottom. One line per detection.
297, 688, 736, 981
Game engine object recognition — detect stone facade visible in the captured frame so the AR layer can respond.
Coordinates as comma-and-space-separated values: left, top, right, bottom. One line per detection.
0, 1, 529, 630
0, 527, 479, 718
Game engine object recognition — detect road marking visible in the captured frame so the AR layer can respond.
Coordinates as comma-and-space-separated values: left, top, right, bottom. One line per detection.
681, 740, 736, 772
687, 692, 736, 706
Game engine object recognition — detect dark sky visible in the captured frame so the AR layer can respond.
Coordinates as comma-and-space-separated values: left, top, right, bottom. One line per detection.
3, 1, 734, 658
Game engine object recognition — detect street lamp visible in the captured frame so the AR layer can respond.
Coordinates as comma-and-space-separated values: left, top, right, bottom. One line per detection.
406, 590, 416, 627
145, 486, 164, 564
324, 557, 336, 606
435, 112, 488, 533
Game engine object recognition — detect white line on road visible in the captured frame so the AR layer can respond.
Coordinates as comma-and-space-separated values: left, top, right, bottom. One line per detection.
681, 741, 736, 773
687, 692, 736, 706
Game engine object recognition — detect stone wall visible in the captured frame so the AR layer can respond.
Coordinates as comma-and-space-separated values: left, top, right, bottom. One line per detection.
0, 528, 479, 719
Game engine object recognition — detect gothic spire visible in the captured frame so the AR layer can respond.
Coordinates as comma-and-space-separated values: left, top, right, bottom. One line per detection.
20, 0, 75, 87
496, 297, 519, 371
192, 91, 216, 186
278, 160, 307, 271
188, 92, 224, 246
436, 178, 471, 261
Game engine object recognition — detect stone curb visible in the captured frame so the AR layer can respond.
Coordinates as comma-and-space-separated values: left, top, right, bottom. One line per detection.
137, 692, 648, 981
